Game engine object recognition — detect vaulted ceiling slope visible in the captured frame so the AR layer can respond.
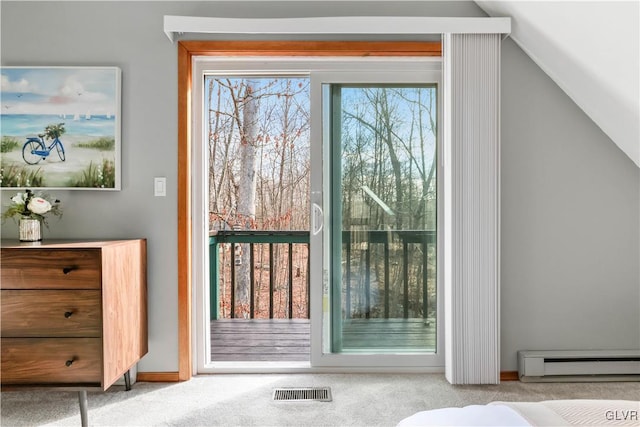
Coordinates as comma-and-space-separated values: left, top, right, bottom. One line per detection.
476, 1, 640, 168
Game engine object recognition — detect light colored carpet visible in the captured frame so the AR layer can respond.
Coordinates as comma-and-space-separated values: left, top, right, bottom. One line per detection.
1, 374, 638, 426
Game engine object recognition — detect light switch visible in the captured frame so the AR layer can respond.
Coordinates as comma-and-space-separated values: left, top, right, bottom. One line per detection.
154, 177, 166, 197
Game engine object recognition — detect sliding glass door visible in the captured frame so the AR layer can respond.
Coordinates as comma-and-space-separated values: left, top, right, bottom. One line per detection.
329, 84, 437, 354
310, 66, 443, 368
193, 57, 442, 371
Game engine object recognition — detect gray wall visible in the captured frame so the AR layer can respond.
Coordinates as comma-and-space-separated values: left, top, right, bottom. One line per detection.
500, 38, 640, 367
1, 1, 638, 373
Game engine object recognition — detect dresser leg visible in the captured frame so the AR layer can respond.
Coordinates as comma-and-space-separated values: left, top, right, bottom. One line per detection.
78, 390, 88, 427
124, 369, 132, 391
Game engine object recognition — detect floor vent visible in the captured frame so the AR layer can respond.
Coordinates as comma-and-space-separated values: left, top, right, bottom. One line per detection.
273, 387, 332, 402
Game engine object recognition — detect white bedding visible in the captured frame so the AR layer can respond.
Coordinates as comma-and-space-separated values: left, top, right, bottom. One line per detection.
397, 400, 640, 427
397, 404, 530, 426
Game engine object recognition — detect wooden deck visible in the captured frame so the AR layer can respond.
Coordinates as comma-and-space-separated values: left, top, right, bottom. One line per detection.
211, 319, 310, 362
210, 318, 436, 362
340, 318, 436, 352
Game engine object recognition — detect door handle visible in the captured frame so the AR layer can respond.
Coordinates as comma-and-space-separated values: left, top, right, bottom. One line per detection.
312, 203, 323, 235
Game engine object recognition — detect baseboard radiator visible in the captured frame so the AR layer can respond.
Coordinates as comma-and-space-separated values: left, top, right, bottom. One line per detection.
518, 350, 640, 382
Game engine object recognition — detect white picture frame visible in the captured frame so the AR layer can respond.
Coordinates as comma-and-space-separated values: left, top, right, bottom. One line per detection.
1, 66, 121, 190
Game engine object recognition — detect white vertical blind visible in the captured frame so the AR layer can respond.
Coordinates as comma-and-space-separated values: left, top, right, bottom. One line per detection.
444, 33, 501, 384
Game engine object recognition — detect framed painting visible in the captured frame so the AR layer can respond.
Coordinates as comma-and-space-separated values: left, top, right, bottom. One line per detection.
1, 66, 121, 190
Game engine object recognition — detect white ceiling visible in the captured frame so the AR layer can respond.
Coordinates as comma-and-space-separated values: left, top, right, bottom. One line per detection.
476, 0, 640, 168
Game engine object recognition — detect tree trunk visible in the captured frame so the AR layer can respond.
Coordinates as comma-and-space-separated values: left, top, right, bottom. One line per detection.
236, 80, 258, 317
209, 81, 222, 223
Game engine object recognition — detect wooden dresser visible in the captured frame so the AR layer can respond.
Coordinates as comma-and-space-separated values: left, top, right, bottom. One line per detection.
1, 239, 147, 425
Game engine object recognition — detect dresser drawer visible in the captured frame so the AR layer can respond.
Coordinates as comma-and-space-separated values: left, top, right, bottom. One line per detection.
1, 249, 101, 289
1, 338, 102, 385
1, 290, 102, 337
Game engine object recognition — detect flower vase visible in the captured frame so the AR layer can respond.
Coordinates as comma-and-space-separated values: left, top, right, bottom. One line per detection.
19, 217, 42, 242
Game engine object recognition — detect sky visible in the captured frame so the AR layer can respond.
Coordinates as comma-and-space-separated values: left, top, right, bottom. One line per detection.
1, 67, 119, 117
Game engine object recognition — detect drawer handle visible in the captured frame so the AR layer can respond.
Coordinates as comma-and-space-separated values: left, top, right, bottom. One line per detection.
62, 267, 76, 275
64, 311, 73, 318
65, 358, 75, 367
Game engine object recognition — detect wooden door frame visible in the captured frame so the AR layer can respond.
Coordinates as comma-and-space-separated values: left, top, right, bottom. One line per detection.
177, 40, 441, 380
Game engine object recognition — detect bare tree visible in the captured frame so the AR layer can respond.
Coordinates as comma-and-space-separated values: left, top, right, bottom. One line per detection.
207, 77, 311, 319
340, 86, 437, 318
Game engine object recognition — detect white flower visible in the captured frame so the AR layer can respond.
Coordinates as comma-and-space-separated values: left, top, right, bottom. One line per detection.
11, 194, 24, 204
27, 197, 52, 215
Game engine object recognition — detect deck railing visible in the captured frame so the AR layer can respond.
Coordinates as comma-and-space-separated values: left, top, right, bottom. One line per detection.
209, 229, 435, 321
341, 230, 436, 320
209, 230, 310, 320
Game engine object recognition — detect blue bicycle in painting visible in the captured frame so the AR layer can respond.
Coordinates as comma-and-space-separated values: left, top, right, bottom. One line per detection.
22, 123, 66, 165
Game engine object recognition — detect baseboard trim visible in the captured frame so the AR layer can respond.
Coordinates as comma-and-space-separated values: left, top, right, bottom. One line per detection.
138, 371, 519, 382
137, 372, 181, 382
500, 371, 519, 381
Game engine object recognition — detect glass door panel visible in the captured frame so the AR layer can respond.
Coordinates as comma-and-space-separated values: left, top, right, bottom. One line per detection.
205, 75, 312, 364
327, 84, 437, 354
